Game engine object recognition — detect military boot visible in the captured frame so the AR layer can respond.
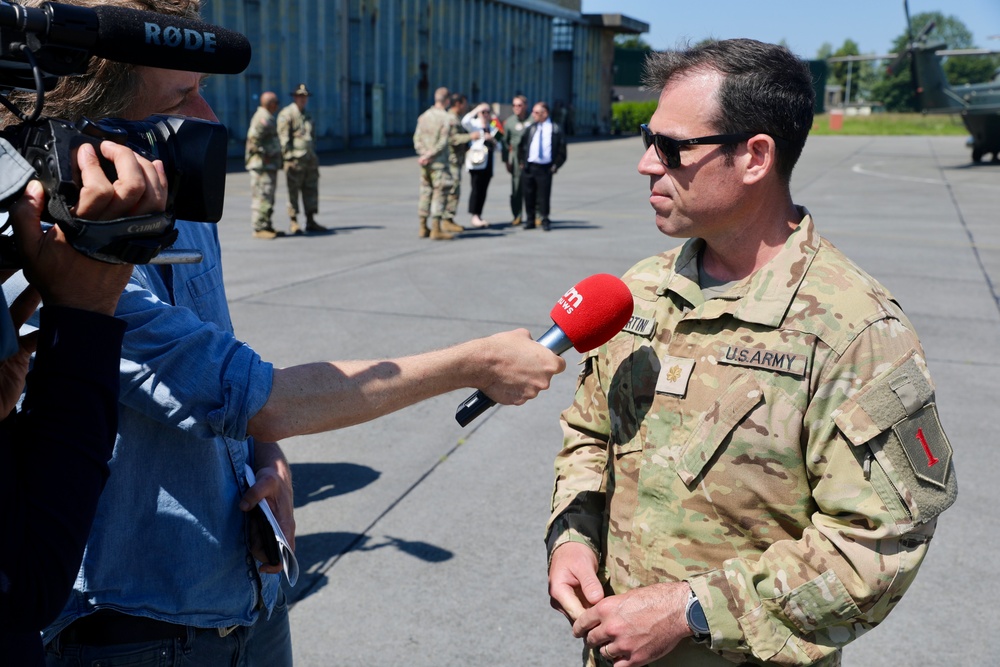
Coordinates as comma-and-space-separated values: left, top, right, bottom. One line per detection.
440, 218, 464, 234
289, 216, 303, 235
305, 215, 328, 233
418, 217, 430, 238
429, 218, 454, 241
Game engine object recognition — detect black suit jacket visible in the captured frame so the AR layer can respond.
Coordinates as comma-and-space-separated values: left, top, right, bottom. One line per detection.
517, 121, 567, 170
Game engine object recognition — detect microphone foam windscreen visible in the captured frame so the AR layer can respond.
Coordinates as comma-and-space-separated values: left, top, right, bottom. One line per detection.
92, 6, 252, 74
549, 273, 634, 352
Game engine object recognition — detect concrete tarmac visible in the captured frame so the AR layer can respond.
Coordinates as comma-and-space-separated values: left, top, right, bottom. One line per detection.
216, 134, 998, 665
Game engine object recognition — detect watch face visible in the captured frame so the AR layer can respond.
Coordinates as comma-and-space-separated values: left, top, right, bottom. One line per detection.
686, 595, 710, 635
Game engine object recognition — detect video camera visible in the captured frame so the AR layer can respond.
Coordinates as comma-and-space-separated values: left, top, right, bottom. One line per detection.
0, 1, 251, 266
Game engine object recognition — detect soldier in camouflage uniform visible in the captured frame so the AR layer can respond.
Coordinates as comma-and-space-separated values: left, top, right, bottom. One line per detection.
546, 40, 956, 667
245, 91, 283, 239
441, 92, 479, 233
277, 83, 327, 234
501, 95, 530, 225
413, 87, 456, 240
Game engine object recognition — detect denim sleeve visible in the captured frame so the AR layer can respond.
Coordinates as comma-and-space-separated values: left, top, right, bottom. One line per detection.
114, 265, 273, 442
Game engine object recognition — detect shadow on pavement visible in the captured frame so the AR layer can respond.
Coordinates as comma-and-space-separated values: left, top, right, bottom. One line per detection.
290, 462, 381, 509
285, 531, 454, 604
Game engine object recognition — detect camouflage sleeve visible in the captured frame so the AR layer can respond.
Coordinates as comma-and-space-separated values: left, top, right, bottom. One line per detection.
430, 116, 452, 156
692, 318, 956, 664
447, 118, 474, 149
498, 124, 510, 162
246, 117, 263, 152
277, 112, 293, 157
413, 114, 427, 155
248, 116, 262, 140
414, 113, 450, 160
412, 118, 425, 155
546, 353, 610, 560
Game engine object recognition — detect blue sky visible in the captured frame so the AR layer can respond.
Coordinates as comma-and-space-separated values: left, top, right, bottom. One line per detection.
583, 1, 1000, 59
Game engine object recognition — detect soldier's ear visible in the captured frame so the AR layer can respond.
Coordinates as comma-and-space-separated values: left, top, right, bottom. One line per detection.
742, 134, 777, 185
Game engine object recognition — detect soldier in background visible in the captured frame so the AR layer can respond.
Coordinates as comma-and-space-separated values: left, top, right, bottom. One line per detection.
547, 39, 956, 667
277, 84, 328, 235
501, 95, 530, 226
245, 91, 283, 239
413, 86, 455, 240
441, 92, 478, 234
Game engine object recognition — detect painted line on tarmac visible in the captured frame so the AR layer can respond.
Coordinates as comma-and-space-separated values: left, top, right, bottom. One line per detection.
851, 163, 946, 185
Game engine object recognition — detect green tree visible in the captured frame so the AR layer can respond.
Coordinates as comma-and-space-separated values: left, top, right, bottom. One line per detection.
829, 39, 860, 88
944, 54, 1000, 85
826, 39, 879, 104
870, 65, 916, 111
901, 11, 974, 51
615, 35, 651, 51
871, 11, 998, 110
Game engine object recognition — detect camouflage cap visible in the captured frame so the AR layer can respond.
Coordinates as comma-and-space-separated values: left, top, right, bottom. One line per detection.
292, 83, 311, 97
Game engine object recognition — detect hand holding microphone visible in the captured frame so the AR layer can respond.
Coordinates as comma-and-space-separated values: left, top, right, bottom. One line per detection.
456, 274, 634, 427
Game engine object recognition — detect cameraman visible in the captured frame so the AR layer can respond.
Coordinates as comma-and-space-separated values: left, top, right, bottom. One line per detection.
4, 2, 564, 666
0, 141, 167, 666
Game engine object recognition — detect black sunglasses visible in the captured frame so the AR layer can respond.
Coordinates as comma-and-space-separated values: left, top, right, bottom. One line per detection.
639, 124, 755, 169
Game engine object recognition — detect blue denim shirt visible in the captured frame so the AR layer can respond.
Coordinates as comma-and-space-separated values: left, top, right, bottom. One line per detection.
26, 221, 279, 639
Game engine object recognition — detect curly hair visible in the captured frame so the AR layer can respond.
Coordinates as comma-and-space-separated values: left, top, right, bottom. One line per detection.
2, 0, 201, 125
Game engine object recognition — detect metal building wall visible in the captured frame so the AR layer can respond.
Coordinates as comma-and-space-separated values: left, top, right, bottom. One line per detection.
573, 24, 614, 134
200, 0, 615, 155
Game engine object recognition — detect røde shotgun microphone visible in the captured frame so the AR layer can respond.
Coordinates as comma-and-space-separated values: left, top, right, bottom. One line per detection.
89, 5, 251, 74
1, 1, 252, 75
455, 273, 634, 427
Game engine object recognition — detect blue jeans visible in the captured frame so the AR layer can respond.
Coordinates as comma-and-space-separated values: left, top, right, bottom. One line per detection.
45, 593, 292, 667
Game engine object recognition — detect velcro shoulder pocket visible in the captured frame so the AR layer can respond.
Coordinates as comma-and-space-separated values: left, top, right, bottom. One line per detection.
833, 352, 957, 525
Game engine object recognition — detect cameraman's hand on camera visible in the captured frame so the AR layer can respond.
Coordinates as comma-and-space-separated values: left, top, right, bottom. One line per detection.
12, 142, 167, 315
74, 141, 168, 222
0, 143, 166, 414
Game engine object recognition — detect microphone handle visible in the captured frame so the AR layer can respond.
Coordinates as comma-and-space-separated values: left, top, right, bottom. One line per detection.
455, 390, 495, 427
455, 323, 572, 427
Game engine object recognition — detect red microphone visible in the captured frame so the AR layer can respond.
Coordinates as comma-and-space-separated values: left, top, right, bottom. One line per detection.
455, 274, 634, 427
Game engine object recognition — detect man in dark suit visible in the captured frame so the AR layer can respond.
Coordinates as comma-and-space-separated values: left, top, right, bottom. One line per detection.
517, 101, 567, 231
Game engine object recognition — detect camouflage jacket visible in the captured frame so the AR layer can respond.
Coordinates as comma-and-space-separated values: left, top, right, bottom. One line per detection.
413, 106, 452, 169
501, 113, 529, 166
245, 106, 282, 171
547, 211, 956, 667
277, 103, 315, 162
447, 109, 474, 168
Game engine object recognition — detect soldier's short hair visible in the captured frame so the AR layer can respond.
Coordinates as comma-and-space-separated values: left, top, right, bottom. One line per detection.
642, 39, 813, 182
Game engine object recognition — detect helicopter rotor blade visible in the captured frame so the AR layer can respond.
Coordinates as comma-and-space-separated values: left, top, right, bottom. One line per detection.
916, 19, 936, 42
904, 0, 914, 45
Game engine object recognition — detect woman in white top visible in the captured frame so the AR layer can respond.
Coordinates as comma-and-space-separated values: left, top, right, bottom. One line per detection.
461, 102, 499, 228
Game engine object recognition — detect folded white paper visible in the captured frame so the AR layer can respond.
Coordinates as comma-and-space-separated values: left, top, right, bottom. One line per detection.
245, 464, 299, 586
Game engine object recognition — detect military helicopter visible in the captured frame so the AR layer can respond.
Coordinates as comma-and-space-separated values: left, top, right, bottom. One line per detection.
829, 1, 1000, 163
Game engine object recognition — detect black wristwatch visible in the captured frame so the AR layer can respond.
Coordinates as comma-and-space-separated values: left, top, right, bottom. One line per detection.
685, 589, 710, 642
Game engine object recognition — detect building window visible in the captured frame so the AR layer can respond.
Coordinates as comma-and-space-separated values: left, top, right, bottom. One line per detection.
552, 18, 574, 51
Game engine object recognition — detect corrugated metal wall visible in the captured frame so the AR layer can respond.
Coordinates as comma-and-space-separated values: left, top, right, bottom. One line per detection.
572, 22, 610, 134
200, 0, 613, 155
